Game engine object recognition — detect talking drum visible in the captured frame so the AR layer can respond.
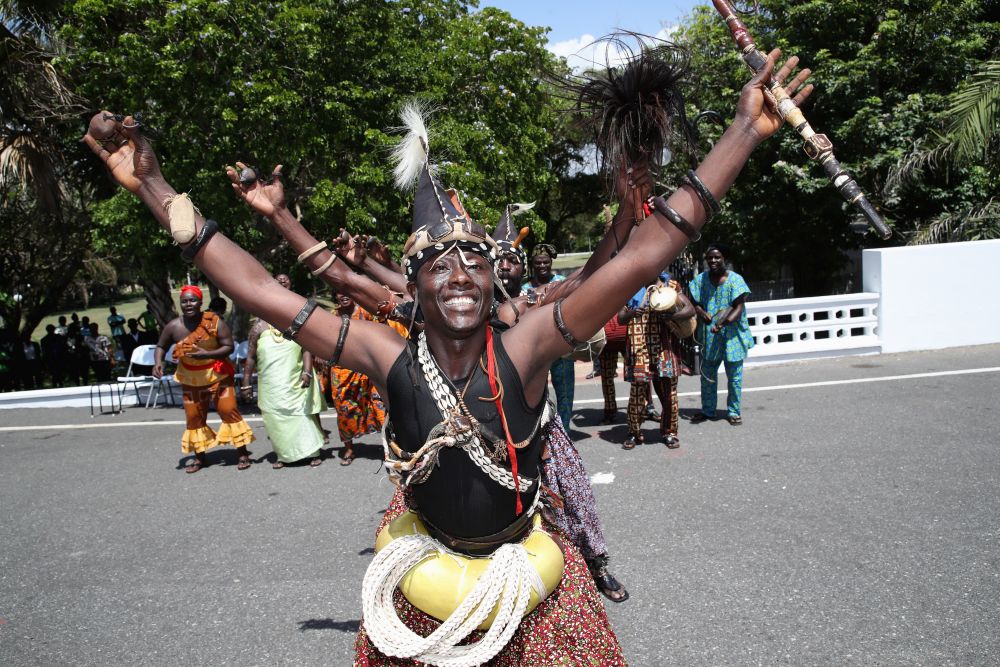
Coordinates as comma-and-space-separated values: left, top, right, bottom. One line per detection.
647, 284, 697, 339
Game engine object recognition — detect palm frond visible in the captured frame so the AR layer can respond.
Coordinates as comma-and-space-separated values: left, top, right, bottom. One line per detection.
0, 132, 61, 214
909, 198, 1000, 245
945, 60, 1000, 163
887, 60, 1000, 191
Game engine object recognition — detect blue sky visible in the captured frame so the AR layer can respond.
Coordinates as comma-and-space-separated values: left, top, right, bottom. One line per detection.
479, 0, 703, 67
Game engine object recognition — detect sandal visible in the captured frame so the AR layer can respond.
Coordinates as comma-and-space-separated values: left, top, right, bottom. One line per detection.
272, 461, 285, 469
622, 434, 642, 450
664, 434, 680, 449
587, 556, 629, 603
339, 449, 355, 466
727, 415, 743, 426
689, 412, 710, 424
185, 456, 206, 474
309, 456, 323, 467
237, 455, 252, 470
644, 408, 661, 422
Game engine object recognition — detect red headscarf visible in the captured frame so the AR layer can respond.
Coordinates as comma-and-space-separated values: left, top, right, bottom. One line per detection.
179, 284, 203, 299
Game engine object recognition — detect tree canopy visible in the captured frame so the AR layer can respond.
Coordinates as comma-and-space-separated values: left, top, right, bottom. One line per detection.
675, 0, 998, 294
2, 0, 997, 335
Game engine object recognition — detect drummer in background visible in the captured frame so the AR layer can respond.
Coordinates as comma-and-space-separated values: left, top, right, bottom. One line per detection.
618, 272, 694, 450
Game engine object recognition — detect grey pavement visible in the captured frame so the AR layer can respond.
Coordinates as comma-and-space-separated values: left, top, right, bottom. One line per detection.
1, 345, 998, 666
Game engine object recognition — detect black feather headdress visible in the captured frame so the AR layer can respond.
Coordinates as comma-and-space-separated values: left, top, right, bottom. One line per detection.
559, 32, 695, 181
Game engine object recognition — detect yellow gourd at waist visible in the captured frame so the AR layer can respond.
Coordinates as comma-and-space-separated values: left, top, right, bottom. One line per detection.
374, 510, 564, 630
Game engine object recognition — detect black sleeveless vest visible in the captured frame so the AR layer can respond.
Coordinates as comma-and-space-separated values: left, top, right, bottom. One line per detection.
385, 330, 545, 539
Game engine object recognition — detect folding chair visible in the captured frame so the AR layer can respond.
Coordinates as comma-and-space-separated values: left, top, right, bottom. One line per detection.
231, 339, 249, 384
116, 344, 158, 407
145, 344, 179, 408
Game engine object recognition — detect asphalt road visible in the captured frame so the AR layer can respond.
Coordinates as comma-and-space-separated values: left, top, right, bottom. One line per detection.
1, 345, 998, 666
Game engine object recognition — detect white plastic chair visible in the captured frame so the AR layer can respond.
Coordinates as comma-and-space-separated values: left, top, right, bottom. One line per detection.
144, 344, 179, 408
116, 344, 158, 406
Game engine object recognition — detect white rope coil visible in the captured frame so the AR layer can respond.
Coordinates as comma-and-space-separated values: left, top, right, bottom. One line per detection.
362, 532, 544, 666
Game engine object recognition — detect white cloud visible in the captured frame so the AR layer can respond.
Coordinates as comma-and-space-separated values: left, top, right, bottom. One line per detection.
549, 26, 680, 72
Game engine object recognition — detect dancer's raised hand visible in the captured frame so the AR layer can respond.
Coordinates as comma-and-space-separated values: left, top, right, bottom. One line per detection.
226, 162, 286, 218
83, 112, 163, 193
734, 48, 814, 142
332, 229, 367, 266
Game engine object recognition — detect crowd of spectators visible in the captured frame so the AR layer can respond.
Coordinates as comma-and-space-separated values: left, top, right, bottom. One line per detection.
0, 306, 159, 392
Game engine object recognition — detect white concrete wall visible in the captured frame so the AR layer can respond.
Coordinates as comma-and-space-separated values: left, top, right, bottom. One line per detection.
863, 239, 1000, 353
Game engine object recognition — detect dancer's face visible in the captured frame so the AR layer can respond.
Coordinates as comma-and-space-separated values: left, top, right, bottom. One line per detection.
275, 274, 291, 290
413, 249, 493, 336
179, 293, 202, 317
496, 253, 524, 296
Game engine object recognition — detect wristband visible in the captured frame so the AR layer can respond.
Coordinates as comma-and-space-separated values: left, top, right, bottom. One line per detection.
310, 253, 338, 276
297, 241, 327, 263
281, 298, 318, 340
684, 169, 722, 219
646, 196, 702, 242
180, 218, 219, 262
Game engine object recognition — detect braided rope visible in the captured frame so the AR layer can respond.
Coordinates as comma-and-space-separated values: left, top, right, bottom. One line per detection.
362, 532, 541, 666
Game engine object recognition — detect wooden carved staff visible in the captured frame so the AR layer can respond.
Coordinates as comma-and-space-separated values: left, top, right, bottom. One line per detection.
712, 0, 892, 239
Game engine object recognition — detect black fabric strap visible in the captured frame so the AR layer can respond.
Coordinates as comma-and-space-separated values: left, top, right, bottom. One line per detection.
647, 196, 702, 242
180, 218, 219, 263
684, 169, 721, 219
281, 298, 318, 340
552, 299, 587, 350
330, 314, 350, 365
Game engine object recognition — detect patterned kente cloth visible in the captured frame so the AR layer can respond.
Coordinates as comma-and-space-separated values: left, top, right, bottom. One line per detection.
327, 306, 388, 442
353, 488, 627, 666
539, 418, 608, 560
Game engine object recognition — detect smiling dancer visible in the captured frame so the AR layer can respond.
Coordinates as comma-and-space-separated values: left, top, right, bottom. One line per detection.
85, 43, 810, 664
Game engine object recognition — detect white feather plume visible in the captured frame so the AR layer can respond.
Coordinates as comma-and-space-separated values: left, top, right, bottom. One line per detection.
391, 102, 430, 191
510, 201, 536, 216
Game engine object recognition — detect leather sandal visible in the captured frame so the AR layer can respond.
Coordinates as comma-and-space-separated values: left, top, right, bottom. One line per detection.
622, 434, 643, 450
664, 434, 680, 449
587, 556, 629, 603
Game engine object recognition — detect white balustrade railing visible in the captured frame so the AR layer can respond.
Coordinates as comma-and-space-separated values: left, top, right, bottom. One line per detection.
745, 292, 881, 364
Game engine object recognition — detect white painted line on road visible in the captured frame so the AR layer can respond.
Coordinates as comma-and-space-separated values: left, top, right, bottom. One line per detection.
0, 416, 266, 432
590, 472, 615, 485
573, 366, 1000, 405
4, 366, 999, 432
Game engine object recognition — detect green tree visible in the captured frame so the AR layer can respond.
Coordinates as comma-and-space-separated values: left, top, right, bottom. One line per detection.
57, 0, 579, 316
888, 59, 1000, 243
675, 0, 999, 295
0, 0, 99, 336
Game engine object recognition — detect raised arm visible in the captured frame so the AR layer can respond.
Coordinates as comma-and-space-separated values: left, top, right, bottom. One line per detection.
226, 173, 412, 323
83, 119, 404, 388
504, 49, 812, 404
